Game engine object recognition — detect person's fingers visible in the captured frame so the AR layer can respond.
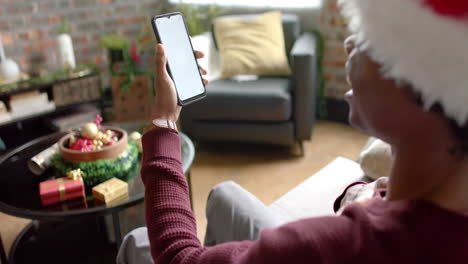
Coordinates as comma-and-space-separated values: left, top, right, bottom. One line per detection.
375, 177, 389, 189
355, 191, 372, 203
203, 78, 209, 86
194, 50, 205, 59
198, 65, 207, 75
155, 44, 169, 78
344, 35, 357, 55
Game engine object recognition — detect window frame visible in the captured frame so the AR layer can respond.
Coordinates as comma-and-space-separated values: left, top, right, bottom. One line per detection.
169, 0, 322, 9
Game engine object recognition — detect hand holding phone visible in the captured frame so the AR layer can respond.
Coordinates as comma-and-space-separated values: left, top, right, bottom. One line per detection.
151, 43, 208, 123
151, 13, 207, 106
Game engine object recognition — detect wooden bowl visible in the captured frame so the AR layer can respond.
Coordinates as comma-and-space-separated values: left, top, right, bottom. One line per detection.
58, 127, 128, 162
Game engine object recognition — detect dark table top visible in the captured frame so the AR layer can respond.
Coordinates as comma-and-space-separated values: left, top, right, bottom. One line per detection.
0, 129, 195, 220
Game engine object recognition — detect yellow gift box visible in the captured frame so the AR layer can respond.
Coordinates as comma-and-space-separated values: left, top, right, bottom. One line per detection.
103, 193, 129, 208
92, 178, 128, 204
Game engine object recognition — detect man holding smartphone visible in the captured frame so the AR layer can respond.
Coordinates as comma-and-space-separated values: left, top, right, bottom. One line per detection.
118, 0, 468, 262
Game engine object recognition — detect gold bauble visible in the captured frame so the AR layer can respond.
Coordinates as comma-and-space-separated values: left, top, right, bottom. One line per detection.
130, 131, 142, 152
129, 131, 142, 141
81, 122, 99, 139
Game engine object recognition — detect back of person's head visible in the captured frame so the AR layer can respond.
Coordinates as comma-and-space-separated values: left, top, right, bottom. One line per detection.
339, 0, 468, 156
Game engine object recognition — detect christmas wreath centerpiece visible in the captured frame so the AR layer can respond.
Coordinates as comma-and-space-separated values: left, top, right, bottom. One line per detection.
51, 116, 140, 188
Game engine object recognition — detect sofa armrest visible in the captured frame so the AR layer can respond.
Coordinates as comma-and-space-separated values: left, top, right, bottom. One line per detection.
290, 33, 318, 140
268, 157, 367, 224
191, 32, 222, 82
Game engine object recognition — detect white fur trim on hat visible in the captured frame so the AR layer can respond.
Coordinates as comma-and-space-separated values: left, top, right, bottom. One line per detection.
339, 0, 468, 126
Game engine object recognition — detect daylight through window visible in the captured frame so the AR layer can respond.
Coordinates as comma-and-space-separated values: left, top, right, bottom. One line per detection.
169, 0, 322, 8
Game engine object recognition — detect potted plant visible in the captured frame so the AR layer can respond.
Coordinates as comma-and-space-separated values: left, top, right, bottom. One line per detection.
100, 34, 129, 67
177, 3, 221, 36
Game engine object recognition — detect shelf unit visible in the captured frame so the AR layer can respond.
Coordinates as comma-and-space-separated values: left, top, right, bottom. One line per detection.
0, 72, 102, 152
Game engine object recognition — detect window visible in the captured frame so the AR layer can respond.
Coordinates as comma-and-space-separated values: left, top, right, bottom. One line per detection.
170, 0, 322, 9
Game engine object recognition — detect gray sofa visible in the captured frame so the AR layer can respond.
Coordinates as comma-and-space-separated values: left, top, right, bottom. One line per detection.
180, 14, 318, 150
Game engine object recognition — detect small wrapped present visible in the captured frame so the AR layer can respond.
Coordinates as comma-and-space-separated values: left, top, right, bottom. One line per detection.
95, 193, 129, 208
92, 178, 128, 204
39, 169, 85, 206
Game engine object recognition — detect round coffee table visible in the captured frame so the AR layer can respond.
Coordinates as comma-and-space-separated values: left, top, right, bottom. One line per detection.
0, 130, 195, 263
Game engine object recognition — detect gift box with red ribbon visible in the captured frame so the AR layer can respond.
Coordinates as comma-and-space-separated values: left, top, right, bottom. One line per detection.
39, 170, 85, 206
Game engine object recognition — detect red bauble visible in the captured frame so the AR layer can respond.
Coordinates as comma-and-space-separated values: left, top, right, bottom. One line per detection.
424, 0, 468, 18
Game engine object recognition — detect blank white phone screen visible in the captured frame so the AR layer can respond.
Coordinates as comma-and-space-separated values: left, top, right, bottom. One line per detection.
155, 15, 205, 102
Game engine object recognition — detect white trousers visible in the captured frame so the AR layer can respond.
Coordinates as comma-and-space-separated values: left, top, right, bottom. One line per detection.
116, 181, 282, 264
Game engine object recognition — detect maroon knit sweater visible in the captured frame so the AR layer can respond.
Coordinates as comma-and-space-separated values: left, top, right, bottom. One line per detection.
142, 129, 468, 264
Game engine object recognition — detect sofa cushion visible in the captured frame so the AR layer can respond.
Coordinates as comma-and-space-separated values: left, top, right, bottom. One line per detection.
214, 11, 291, 79
184, 78, 292, 122
189, 122, 295, 146
212, 13, 300, 56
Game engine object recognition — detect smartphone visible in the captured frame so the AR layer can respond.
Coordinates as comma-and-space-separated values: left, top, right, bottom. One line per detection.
151, 12, 206, 105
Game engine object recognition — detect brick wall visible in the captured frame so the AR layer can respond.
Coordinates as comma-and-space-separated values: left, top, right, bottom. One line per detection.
320, 0, 349, 100
0, 0, 159, 76
1, 0, 347, 99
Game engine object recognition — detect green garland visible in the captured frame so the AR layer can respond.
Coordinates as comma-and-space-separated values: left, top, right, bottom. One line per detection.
51, 143, 140, 188
311, 29, 328, 118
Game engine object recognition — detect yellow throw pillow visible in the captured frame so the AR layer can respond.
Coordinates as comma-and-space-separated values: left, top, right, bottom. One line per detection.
214, 11, 292, 79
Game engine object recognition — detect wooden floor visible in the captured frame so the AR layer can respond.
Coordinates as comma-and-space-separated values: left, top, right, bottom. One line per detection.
0, 120, 368, 256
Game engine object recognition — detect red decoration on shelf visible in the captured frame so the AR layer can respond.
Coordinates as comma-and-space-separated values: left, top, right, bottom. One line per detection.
424, 0, 468, 18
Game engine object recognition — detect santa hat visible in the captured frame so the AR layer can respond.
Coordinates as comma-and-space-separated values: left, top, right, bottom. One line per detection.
338, 0, 468, 126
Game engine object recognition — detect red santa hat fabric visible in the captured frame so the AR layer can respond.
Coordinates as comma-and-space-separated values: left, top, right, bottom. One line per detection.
424, 0, 468, 17
339, 0, 468, 125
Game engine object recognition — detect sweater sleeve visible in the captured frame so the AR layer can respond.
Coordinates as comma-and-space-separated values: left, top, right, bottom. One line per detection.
141, 128, 203, 263
141, 129, 367, 264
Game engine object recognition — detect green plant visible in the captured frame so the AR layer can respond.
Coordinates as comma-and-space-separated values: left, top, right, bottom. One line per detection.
57, 19, 70, 34
100, 34, 137, 92
99, 34, 129, 50
177, 3, 221, 35
311, 29, 327, 118
157, 1, 222, 36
